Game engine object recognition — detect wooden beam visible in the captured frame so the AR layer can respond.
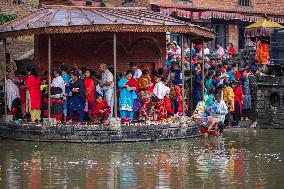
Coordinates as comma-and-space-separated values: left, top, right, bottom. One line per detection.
48, 36, 51, 119
113, 33, 117, 118
3, 39, 7, 116
181, 34, 185, 115
202, 38, 205, 100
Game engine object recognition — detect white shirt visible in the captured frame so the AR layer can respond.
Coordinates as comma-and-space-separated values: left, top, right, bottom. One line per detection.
211, 100, 228, 123
51, 76, 65, 94
204, 47, 210, 55
133, 69, 142, 79
102, 69, 114, 90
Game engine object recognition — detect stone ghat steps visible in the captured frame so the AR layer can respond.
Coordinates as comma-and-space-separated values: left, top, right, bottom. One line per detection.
0, 122, 201, 143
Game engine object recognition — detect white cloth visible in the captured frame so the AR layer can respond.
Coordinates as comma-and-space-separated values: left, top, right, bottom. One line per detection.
104, 88, 114, 117
211, 100, 228, 123
51, 76, 65, 94
102, 69, 114, 90
133, 69, 142, 79
204, 48, 210, 55
5, 79, 20, 111
153, 81, 170, 100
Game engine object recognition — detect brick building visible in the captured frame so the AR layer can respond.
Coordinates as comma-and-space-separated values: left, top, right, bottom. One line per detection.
38, 0, 284, 50
151, 0, 284, 50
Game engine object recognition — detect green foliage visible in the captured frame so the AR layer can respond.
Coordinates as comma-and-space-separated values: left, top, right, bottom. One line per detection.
0, 13, 17, 25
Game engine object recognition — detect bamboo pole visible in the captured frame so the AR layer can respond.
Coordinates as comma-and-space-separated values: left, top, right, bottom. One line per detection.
181, 34, 185, 115
48, 36, 51, 120
113, 33, 117, 118
3, 39, 7, 117
202, 38, 205, 100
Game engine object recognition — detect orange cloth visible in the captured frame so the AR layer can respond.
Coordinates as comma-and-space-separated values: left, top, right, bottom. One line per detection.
138, 75, 153, 92
256, 42, 269, 64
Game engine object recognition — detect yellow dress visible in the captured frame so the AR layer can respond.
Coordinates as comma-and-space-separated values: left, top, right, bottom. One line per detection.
223, 86, 235, 112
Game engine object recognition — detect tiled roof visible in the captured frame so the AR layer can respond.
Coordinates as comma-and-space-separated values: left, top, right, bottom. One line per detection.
0, 5, 215, 40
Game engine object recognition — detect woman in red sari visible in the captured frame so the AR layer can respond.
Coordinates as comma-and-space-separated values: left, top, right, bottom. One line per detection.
84, 69, 95, 112
89, 94, 111, 122
26, 67, 41, 122
232, 80, 243, 127
228, 43, 237, 58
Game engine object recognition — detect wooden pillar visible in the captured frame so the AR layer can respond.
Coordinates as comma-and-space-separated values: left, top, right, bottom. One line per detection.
180, 34, 185, 115
48, 36, 51, 119
3, 39, 7, 116
189, 39, 193, 114
202, 38, 205, 100
113, 33, 117, 118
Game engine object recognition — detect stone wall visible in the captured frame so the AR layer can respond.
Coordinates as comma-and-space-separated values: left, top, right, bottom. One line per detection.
36, 32, 166, 74
253, 76, 284, 129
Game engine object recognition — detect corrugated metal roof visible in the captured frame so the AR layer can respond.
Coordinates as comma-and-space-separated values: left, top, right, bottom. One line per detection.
0, 5, 215, 40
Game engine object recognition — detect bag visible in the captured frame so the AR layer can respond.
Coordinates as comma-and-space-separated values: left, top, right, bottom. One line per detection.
133, 99, 142, 112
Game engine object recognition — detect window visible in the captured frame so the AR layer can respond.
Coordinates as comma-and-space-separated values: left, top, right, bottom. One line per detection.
239, 0, 251, 7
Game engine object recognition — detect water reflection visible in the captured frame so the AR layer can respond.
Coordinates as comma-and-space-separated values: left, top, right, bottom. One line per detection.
0, 129, 283, 188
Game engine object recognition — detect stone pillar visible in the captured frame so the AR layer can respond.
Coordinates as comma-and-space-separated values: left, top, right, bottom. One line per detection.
228, 24, 239, 50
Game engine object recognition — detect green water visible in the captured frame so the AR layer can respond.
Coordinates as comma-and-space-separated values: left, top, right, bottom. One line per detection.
0, 129, 283, 189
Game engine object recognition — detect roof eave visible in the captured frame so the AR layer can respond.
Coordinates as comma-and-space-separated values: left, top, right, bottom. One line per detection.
0, 24, 215, 41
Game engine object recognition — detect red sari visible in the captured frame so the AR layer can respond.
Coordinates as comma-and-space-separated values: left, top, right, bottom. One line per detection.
26, 75, 41, 110
228, 47, 237, 58
125, 78, 138, 93
84, 78, 95, 102
89, 100, 111, 119
234, 85, 243, 113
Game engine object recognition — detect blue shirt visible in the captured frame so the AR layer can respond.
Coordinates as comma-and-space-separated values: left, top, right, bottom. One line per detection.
228, 70, 235, 82
172, 69, 182, 86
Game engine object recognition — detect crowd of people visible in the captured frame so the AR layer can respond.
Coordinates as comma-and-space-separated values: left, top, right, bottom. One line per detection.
2, 40, 254, 131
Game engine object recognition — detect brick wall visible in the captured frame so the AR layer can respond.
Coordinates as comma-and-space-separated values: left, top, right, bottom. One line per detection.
228, 24, 238, 50
37, 32, 166, 74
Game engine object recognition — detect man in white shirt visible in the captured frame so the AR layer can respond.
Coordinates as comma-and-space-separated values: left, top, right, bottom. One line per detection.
99, 64, 114, 117
129, 63, 142, 79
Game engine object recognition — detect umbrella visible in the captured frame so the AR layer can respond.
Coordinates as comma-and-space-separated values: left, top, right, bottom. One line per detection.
245, 18, 284, 38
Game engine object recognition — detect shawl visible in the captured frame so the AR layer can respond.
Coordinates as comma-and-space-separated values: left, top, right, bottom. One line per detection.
125, 78, 138, 93
138, 75, 153, 92
5, 79, 20, 111
153, 81, 170, 100
51, 76, 65, 94
84, 78, 95, 102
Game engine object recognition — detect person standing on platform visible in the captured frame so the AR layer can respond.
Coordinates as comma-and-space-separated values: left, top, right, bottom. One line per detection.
84, 69, 95, 113
67, 70, 85, 124
99, 64, 114, 118
222, 78, 235, 127
26, 67, 41, 123
216, 44, 225, 59
118, 70, 137, 120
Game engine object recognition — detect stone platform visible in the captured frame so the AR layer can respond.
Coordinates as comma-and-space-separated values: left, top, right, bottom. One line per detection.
0, 120, 201, 143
